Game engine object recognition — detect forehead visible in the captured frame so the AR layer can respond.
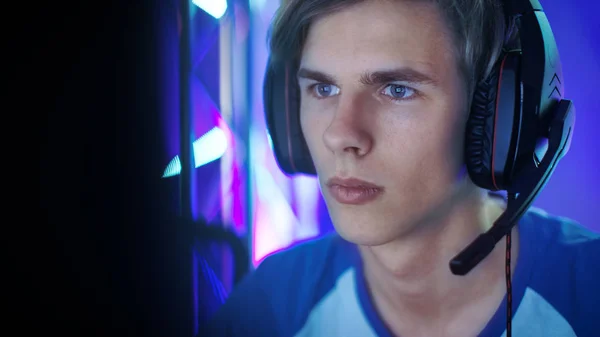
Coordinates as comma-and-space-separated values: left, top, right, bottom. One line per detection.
301, 0, 457, 77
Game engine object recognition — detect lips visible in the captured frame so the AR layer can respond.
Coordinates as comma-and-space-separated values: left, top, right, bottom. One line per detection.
326, 177, 384, 205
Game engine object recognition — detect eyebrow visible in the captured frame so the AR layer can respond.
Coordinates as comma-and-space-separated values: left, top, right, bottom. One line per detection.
297, 68, 336, 84
297, 67, 438, 87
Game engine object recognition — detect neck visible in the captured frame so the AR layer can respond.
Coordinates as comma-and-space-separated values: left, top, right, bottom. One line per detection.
358, 188, 517, 336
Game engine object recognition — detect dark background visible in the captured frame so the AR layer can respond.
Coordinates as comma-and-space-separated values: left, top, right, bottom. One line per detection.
23, 0, 191, 336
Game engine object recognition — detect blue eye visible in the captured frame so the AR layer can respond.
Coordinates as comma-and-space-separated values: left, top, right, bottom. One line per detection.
313, 84, 340, 98
383, 84, 416, 100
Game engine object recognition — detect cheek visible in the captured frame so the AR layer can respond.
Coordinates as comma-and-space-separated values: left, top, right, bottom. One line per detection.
419, 102, 468, 175
386, 101, 466, 185
440, 98, 469, 163
300, 104, 325, 160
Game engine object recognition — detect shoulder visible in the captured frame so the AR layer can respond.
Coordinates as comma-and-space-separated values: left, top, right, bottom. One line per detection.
520, 207, 599, 336
523, 207, 599, 262
200, 233, 355, 337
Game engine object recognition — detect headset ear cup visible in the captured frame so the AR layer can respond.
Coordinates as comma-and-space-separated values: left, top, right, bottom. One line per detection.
286, 64, 317, 174
263, 59, 316, 175
465, 61, 502, 190
264, 61, 290, 173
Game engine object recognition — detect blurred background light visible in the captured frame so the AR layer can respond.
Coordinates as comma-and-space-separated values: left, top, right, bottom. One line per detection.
192, 0, 228, 19
162, 126, 228, 178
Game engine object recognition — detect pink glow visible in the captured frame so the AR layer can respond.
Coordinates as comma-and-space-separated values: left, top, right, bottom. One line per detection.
231, 163, 245, 234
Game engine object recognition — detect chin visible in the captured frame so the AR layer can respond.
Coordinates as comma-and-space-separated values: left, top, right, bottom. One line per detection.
329, 208, 411, 247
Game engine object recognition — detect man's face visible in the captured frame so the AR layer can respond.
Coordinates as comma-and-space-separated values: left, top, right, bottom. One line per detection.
299, 0, 471, 245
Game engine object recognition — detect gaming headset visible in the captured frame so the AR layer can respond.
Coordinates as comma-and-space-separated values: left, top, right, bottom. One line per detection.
263, 0, 575, 335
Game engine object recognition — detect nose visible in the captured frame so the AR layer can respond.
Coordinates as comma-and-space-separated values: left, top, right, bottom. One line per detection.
322, 96, 373, 157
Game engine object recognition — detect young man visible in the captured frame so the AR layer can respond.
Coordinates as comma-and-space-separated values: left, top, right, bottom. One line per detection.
203, 0, 599, 336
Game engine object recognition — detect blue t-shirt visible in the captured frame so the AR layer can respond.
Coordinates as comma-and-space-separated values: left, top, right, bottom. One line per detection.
202, 208, 599, 337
